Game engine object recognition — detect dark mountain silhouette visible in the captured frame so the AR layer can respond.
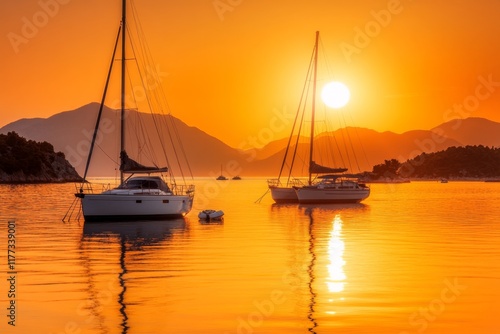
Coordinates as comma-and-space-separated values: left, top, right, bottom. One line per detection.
399, 145, 500, 179
1, 103, 499, 177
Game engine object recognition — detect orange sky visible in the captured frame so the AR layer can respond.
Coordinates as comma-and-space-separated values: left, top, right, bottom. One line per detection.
1, 0, 500, 147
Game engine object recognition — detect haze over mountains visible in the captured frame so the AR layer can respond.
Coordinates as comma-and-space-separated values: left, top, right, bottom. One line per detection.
1, 103, 499, 177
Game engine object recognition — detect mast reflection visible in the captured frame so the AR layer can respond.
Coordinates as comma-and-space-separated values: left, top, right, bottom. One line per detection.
303, 204, 355, 332
80, 219, 187, 334
305, 207, 318, 334
118, 237, 128, 333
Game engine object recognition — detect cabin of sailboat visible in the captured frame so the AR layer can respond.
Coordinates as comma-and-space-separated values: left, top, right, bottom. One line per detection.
75, 0, 195, 222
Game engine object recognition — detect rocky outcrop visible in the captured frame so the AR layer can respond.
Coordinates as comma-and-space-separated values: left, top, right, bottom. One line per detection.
0, 132, 82, 183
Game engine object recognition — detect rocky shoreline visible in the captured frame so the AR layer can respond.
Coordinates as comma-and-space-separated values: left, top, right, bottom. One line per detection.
0, 132, 83, 184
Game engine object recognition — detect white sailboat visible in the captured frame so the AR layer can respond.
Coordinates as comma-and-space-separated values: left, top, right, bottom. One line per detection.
294, 31, 370, 204
75, 0, 195, 222
269, 31, 369, 204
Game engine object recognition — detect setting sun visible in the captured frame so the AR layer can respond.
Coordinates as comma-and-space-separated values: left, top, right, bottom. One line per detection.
321, 81, 350, 109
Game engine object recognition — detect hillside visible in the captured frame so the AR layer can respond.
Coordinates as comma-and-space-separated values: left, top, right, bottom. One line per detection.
0, 103, 245, 177
0, 132, 82, 183
431, 117, 500, 147
1, 103, 499, 177
245, 127, 462, 175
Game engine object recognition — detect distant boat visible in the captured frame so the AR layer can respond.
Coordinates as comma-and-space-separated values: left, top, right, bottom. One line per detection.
216, 165, 228, 180
440, 178, 449, 183
74, 0, 195, 222
232, 175, 242, 180
268, 31, 370, 204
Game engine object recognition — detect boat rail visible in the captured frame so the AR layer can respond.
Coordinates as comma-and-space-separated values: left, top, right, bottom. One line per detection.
75, 182, 113, 194
75, 181, 195, 197
171, 184, 195, 197
267, 178, 304, 187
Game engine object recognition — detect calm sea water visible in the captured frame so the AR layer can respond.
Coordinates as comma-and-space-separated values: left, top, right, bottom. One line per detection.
0, 179, 499, 334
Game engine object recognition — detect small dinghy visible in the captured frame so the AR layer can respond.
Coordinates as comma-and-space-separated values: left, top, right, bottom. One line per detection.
198, 209, 224, 221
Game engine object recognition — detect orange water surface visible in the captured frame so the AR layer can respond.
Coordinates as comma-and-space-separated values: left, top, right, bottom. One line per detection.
0, 180, 499, 333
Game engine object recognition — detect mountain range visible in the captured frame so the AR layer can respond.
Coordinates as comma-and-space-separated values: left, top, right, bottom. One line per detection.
1, 103, 499, 177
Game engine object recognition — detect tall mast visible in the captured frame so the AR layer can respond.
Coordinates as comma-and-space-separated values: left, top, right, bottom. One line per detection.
120, 0, 127, 183
308, 31, 319, 185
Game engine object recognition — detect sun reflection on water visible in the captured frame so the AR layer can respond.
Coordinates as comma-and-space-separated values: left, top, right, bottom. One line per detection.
326, 214, 346, 294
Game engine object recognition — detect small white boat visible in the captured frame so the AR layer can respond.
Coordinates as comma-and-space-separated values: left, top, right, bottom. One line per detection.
198, 209, 224, 221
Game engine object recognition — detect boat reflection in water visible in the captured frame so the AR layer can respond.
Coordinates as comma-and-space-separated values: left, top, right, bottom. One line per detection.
304, 206, 347, 333
296, 204, 366, 333
80, 219, 187, 334
304, 206, 319, 334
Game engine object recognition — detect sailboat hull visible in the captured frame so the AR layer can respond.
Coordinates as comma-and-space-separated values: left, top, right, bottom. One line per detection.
295, 187, 370, 204
269, 186, 299, 203
80, 193, 193, 222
